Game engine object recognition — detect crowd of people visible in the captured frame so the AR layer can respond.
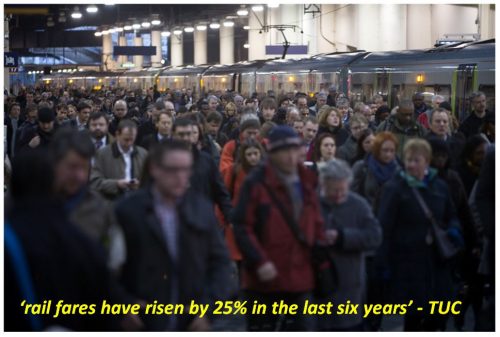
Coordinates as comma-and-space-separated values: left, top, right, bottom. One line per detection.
4, 83, 495, 331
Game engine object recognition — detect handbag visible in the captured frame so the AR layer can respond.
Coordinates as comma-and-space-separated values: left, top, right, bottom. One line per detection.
411, 187, 461, 260
261, 182, 337, 297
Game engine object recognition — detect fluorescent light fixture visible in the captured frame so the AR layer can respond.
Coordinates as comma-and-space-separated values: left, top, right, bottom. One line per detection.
101, 30, 110, 35
244, 43, 250, 48
124, 25, 133, 30
184, 26, 194, 33
94, 31, 102, 36
237, 9, 249, 16
209, 22, 220, 29
141, 22, 151, 28
196, 24, 207, 31
243, 25, 250, 30
132, 23, 141, 29
71, 12, 82, 19
173, 29, 183, 35
151, 19, 161, 25
161, 31, 171, 37
252, 5, 264, 11
86, 5, 98, 13
115, 27, 123, 32
223, 20, 234, 27
268, 3, 279, 8
108, 28, 116, 33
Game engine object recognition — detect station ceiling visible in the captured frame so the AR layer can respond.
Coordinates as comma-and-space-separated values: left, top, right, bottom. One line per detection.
6, 4, 243, 49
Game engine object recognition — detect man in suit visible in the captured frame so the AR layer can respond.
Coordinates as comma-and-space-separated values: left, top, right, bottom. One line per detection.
88, 111, 114, 151
114, 139, 234, 331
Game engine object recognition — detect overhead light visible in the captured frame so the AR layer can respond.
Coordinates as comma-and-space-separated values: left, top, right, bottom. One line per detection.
209, 22, 220, 29
173, 28, 183, 35
108, 28, 116, 33
132, 23, 141, 29
237, 9, 249, 16
71, 7, 82, 19
104, 3, 114, 5
184, 26, 194, 33
268, 3, 280, 8
196, 24, 207, 31
94, 31, 102, 36
223, 20, 234, 27
160, 59, 165, 65
244, 43, 250, 48
124, 25, 133, 30
86, 5, 98, 13
58, 70, 62, 73
151, 19, 161, 26
252, 5, 264, 12
115, 27, 123, 32
102, 30, 110, 35
141, 22, 151, 28
161, 31, 171, 37
58, 12, 66, 23
243, 25, 250, 30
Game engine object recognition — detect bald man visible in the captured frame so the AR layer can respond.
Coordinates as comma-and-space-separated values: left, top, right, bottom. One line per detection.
108, 100, 129, 136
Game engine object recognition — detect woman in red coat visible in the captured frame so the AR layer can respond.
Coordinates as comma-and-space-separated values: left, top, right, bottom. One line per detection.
220, 139, 265, 261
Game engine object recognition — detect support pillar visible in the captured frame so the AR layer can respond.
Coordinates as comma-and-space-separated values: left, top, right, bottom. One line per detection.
133, 35, 143, 70
478, 4, 494, 40
248, 9, 266, 60
171, 34, 183, 66
118, 35, 127, 68
219, 24, 234, 65
194, 28, 207, 65
102, 33, 113, 70
151, 30, 162, 67
357, 4, 380, 51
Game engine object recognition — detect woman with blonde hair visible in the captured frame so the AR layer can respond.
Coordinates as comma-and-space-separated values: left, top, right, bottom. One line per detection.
317, 105, 349, 146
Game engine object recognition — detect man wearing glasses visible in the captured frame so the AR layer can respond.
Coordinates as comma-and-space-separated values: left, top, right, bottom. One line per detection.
114, 139, 233, 331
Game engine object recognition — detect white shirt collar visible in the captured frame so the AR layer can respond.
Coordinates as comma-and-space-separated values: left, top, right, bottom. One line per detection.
117, 142, 133, 155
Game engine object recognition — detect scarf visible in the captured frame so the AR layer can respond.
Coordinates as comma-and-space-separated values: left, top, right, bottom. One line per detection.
366, 153, 399, 185
399, 167, 438, 188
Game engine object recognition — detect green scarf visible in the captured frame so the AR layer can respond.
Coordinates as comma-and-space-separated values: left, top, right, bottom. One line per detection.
399, 167, 438, 188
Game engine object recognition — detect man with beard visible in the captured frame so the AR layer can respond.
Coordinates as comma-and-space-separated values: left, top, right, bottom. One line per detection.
18, 107, 58, 152
88, 112, 114, 151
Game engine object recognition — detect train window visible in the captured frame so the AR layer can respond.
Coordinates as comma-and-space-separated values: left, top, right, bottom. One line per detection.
478, 85, 495, 113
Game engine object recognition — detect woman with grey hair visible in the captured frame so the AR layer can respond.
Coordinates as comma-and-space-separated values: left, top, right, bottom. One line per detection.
317, 158, 382, 331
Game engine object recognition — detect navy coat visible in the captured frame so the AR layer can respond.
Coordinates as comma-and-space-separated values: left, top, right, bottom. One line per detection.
376, 170, 460, 307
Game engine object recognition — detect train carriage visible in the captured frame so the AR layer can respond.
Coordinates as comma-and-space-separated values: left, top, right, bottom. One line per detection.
157, 65, 210, 98
117, 67, 164, 92
348, 40, 495, 121
201, 60, 268, 98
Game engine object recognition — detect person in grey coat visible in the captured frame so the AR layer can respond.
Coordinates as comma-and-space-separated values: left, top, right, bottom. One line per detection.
318, 158, 382, 331
90, 120, 148, 200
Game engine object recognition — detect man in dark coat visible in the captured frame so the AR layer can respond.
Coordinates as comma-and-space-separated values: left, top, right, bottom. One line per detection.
114, 140, 234, 331
5, 103, 24, 159
459, 92, 494, 139
17, 107, 58, 152
233, 126, 326, 331
172, 118, 233, 223
5, 149, 115, 331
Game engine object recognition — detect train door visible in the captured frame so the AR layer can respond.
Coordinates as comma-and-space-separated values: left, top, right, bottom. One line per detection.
452, 64, 476, 122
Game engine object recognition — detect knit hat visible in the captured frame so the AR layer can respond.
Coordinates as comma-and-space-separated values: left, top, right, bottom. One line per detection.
267, 125, 303, 152
38, 107, 55, 123
240, 118, 261, 132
